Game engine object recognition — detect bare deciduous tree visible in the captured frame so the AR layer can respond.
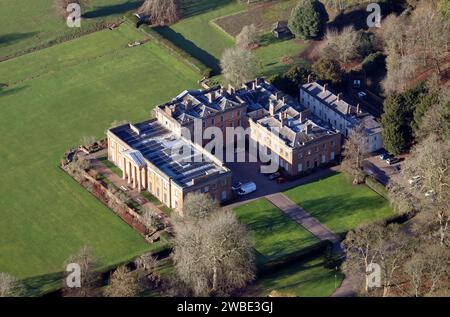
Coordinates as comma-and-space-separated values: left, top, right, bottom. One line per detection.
220, 47, 257, 87
104, 266, 140, 297
0, 272, 23, 297
390, 135, 450, 246
320, 26, 360, 64
405, 244, 450, 297
342, 223, 411, 296
341, 124, 369, 184
138, 0, 180, 26
236, 24, 259, 50
172, 209, 255, 296
182, 192, 219, 220
135, 253, 161, 288
62, 246, 100, 297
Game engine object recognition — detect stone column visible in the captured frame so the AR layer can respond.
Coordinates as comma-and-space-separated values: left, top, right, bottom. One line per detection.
127, 162, 132, 184
132, 165, 137, 189
122, 157, 126, 180
137, 168, 142, 192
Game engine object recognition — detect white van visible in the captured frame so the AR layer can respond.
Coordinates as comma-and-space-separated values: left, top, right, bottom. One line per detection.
237, 182, 257, 196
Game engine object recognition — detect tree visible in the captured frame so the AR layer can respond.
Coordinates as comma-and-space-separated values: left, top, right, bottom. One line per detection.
236, 24, 259, 50
391, 135, 450, 246
268, 65, 311, 96
321, 26, 361, 64
135, 253, 161, 289
62, 246, 100, 297
172, 209, 255, 296
381, 93, 414, 155
138, 0, 180, 26
311, 58, 342, 85
104, 266, 140, 297
220, 47, 257, 87
342, 223, 411, 296
288, 0, 322, 39
404, 244, 450, 297
341, 124, 369, 184
182, 192, 219, 220
0, 273, 23, 297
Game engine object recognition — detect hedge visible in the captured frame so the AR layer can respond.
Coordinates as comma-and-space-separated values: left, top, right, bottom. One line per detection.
365, 175, 389, 200
124, 14, 212, 78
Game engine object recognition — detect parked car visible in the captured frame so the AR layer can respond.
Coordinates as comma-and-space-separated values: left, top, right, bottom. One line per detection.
386, 157, 400, 165
380, 152, 392, 160
232, 182, 242, 191
408, 175, 421, 185
425, 189, 435, 198
268, 172, 281, 180
237, 182, 257, 196
357, 91, 367, 99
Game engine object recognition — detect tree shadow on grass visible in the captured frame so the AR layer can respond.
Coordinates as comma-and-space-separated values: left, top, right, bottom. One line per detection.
83, 0, 142, 19
179, 0, 234, 19
22, 271, 63, 297
0, 32, 38, 48
0, 85, 28, 99
153, 26, 221, 74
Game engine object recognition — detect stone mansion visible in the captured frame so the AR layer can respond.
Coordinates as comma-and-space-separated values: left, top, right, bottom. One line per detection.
107, 78, 382, 212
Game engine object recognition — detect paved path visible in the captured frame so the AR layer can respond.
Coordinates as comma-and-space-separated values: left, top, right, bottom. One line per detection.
266, 193, 343, 255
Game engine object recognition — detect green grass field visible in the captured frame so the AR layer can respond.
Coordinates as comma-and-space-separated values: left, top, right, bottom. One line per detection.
154, 0, 307, 77
253, 255, 343, 297
0, 23, 200, 280
0, 0, 144, 59
234, 198, 319, 263
284, 173, 396, 235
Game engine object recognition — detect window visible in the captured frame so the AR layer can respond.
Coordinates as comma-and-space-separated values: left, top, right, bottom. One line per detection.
298, 163, 303, 172
221, 191, 227, 201
298, 152, 303, 159
331, 141, 335, 147
322, 154, 326, 163
211, 118, 215, 125
204, 186, 209, 193
306, 161, 310, 168
221, 115, 224, 122
331, 152, 335, 160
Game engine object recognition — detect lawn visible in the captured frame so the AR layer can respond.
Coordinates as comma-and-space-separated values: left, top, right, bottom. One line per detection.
234, 198, 319, 264
154, 0, 307, 77
0, 23, 200, 280
253, 255, 344, 297
284, 173, 396, 235
0, 0, 143, 59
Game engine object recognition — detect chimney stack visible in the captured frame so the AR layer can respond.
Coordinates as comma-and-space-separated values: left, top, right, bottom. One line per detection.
337, 93, 342, 102
323, 84, 328, 93
280, 111, 288, 127
208, 91, 216, 103
228, 84, 235, 95
307, 74, 312, 84
357, 103, 361, 114
269, 100, 276, 117
306, 123, 312, 134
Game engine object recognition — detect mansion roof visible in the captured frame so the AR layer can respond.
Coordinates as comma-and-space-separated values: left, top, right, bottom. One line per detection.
109, 120, 229, 188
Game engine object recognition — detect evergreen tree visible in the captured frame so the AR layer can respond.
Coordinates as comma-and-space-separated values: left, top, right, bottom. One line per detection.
288, 0, 322, 39
381, 94, 408, 155
312, 58, 342, 85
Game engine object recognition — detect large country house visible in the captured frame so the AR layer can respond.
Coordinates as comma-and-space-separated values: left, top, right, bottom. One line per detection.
107, 79, 350, 212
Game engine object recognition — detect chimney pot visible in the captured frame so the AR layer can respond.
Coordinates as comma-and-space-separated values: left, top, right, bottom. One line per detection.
323, 84, 328, 93
307, 74, 312, 84
228, 84, 235, 95
306, 123, 312, 134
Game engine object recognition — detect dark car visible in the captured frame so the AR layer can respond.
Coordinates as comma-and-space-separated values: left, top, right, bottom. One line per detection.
268, 172, 281, 180
380, 152, 392, 160
232, 182, 242, 191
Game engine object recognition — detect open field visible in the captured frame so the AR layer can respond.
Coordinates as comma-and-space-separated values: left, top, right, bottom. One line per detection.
284, 173, 396, 235
252, 255, 343, 297
0, 0, 144, 59
154, 0, 307, 77
234, 198, 319, 264
0, 23, 200, 279
214, 0, 296, 37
